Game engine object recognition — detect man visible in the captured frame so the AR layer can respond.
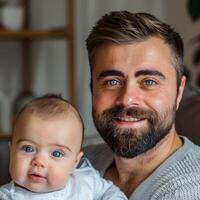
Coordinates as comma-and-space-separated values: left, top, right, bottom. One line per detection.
85, 11, 200, 199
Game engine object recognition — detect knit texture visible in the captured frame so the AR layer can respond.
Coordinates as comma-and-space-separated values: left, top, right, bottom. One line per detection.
85, 137, 200, 200
143, 145, 200, 199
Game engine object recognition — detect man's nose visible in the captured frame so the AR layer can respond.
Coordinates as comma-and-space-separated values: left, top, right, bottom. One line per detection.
116, 84, 142, 107
31, 154, 46, 168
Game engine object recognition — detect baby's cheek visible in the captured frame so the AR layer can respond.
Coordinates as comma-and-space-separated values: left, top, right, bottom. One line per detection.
10, 163, 26, 184
48, 169, 70, 190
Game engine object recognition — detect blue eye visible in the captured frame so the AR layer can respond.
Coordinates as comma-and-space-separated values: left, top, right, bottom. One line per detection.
109, 80, 118, 85
144, 79, 156, 86
52, 151, 64, 158
105, 79, 121, 87
22, 145, 34, 153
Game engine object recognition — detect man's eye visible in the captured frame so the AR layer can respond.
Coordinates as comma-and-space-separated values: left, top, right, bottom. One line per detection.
22, 145, 34, 153
105, 79, 120, 87
52, 150, 64, 158
144, 79, 157, 86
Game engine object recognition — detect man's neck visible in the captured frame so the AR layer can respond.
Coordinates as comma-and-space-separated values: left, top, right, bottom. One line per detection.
104, 130, 182, 197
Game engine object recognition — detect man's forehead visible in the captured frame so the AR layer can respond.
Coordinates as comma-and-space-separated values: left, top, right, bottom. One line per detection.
92, 38, 176, 76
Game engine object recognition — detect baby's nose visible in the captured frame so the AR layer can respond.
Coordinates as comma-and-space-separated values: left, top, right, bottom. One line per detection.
31, 155, 46, 168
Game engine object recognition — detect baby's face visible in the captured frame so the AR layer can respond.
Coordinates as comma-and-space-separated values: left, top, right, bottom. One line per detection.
9, 112, 83, 193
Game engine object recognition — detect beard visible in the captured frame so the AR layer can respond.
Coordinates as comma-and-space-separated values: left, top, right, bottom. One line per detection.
92, 104, 176, 159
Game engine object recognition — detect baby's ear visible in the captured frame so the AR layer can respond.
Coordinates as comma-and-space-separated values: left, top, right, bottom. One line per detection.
74, 151, 84, 168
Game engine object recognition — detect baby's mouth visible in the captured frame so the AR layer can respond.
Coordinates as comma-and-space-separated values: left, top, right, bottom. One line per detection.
29, 173, 46, 182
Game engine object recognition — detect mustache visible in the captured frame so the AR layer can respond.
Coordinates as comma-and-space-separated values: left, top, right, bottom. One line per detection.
102, 105, 157, 122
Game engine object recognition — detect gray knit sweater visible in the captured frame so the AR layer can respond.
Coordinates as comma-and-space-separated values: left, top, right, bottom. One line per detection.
85, 137, 200, 200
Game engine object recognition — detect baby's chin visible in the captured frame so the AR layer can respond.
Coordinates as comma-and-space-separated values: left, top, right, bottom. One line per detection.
15, 181, 64, 193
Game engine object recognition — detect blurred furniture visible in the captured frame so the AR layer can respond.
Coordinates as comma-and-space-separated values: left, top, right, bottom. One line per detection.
0, 136, 10, 186
0, 0, 76, 136
0, 0, 76, 103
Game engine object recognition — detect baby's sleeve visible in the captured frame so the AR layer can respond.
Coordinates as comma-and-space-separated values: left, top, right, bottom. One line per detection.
0, 186, 12, 200
94, 176, 128, 200
84, 159, 128, 200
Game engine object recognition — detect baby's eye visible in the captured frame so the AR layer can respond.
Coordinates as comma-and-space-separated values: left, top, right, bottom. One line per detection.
52, 150, 64, 158
22, 145, 34, 153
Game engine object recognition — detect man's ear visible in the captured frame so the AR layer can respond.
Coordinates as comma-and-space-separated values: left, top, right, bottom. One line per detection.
74, 151, 84, 169
176, 76, 186, 110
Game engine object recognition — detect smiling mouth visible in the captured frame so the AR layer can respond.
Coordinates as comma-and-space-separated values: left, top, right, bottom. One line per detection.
114, 116, 145, 122
112, 116, 147, 128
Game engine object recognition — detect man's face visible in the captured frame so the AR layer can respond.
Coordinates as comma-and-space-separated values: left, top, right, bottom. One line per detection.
9, 112, 83, 192
92, 37, 185, 158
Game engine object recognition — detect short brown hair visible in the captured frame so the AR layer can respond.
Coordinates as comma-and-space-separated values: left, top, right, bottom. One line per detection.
86, 11, 184, 89
13, 94, 84, 146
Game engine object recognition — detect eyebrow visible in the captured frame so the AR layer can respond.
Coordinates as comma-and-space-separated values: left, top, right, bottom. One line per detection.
16, 139, 72, 152
135, 69, 166, 79
51, 144, 72, 152
17, 139, 34, 144
97, 69, 166, 81
97, 70, 125, 80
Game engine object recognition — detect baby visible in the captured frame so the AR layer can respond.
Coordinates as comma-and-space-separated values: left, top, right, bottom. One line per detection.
0, 94, 127, 200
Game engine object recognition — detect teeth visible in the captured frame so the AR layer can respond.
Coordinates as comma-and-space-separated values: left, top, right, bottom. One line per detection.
117, 117, 142, 122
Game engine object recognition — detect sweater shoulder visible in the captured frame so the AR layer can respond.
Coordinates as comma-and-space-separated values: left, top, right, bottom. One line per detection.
150, 145, 200, 199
